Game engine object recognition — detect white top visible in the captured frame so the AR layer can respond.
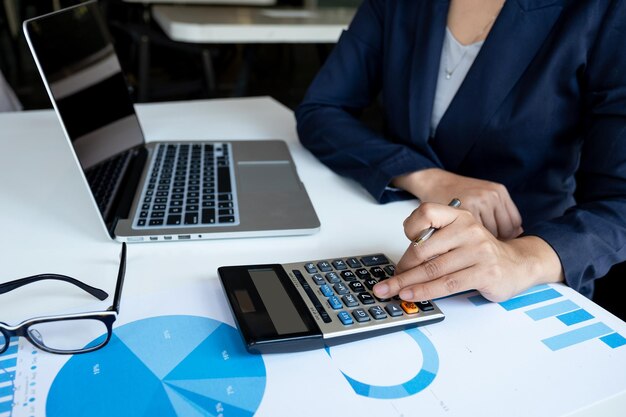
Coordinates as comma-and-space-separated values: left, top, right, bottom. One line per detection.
431, 28, 484, 136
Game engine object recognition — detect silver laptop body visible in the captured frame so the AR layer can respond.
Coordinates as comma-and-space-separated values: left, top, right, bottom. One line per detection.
23, 0, 319, 242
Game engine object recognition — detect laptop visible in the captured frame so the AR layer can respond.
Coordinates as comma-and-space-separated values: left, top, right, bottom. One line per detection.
23, 1, 320, 243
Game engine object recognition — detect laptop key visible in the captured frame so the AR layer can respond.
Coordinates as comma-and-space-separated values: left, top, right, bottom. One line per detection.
167, 215, 181, 225
202, 209, 215, 224
185, 213, 199, 225
218, 167, 231, 193
219, 216, 235, 223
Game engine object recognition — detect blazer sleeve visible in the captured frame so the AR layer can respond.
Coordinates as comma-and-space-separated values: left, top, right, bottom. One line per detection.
523, 0, 626, 295
295, 0, 438, 203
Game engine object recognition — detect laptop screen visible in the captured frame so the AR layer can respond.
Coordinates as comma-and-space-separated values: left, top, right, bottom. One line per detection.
24, 1, 144, 170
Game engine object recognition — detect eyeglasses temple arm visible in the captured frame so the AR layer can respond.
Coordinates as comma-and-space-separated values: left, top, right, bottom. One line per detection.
0, 275, 108, 300
109, 243, 126, 313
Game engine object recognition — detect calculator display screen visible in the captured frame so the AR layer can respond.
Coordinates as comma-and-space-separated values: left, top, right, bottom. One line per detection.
249, 268, 310, 335
218, 264, 321, 350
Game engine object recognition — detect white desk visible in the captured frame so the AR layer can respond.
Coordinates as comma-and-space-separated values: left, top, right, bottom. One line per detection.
152, 5, 355, 43
1, 97, 625, 417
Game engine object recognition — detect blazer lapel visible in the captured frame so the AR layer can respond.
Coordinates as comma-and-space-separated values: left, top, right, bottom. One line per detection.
407, 0, 449, 149
431, 0, 564, 170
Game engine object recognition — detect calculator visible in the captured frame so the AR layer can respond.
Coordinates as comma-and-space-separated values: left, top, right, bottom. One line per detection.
218, 254, 445, 353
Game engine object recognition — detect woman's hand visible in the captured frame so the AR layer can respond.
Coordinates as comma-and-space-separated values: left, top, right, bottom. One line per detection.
372, 202, 564, 302
392, 168, 523, 240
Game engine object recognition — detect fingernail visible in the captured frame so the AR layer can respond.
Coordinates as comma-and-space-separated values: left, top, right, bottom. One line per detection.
374, 282, 389, 296
399, 289, 412, 300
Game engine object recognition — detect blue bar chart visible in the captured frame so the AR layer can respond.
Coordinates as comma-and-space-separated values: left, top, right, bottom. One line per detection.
468, 285, 626, 351
0, 340, 17, 417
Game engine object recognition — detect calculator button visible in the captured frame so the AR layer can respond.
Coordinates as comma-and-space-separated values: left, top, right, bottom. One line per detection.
385, 304, 404, 317
355, 268, 371, 279
384, 265, 396, 276
317, 261, 333, 272
363, 278, 378, 290
348, 281, 366, 293
400, 301, 420, 314
346, 257, 362, 268
333, 282, 350, 295
320, 284, 334, 297
416, 300, 435, 311
332, 260, 348, 270
352, 308, 371, 322
337, 311, 354, 325
361, 255, 389, 266
304, 263, 317, 274
341, 294, 359, 307
357, 293, 375, 305
370, 267, 386, 278
311, 274, 325, 285
325, 272, 341, 283
340, 270, 356, 281
328, 296, 343, 310
369, 306, 388, 320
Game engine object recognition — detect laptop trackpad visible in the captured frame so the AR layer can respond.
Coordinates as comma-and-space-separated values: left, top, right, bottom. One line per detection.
237, 162, 301, 193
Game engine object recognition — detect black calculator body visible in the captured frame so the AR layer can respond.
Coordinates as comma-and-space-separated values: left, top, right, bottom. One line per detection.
218, 254, 445, 354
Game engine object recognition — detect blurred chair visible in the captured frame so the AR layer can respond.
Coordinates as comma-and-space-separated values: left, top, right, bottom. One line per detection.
0, 70, 21, 112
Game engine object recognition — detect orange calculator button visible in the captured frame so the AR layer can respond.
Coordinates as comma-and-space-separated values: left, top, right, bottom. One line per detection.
400, 301, 420, 314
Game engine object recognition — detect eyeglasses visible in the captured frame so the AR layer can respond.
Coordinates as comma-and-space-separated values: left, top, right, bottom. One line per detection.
0, 243, 126, 355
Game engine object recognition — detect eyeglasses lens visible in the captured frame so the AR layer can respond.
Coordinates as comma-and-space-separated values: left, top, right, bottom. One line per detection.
27, 319, 109, 353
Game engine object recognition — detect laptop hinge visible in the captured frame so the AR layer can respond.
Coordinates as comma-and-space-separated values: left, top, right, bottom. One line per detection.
107, 146, 148, 237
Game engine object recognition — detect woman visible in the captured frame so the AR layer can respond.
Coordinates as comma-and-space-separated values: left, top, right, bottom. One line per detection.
295, 0, 626, 303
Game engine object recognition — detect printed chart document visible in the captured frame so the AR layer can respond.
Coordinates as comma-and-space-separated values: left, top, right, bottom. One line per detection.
1, 280, 625, 417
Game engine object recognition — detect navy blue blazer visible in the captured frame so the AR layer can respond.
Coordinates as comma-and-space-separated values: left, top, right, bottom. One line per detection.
296, 0, 626, 297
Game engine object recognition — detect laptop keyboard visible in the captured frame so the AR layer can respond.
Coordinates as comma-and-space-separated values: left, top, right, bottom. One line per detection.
85, 149, 133, 217
134, 143, 240, 229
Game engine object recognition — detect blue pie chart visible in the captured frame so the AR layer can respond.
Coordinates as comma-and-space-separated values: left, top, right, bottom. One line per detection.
47, 315, 266, 417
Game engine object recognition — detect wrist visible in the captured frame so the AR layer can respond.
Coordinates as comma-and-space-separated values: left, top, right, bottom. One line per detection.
508, 236, 565, 290
392, 168, 443, 199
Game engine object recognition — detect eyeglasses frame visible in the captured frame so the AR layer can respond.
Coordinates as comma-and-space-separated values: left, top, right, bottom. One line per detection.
0, 243, 126, 355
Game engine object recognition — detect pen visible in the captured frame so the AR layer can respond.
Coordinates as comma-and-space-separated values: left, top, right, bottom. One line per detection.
412, 198, 462, 246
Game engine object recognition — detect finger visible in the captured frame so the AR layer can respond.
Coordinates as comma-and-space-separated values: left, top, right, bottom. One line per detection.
494, 203, 515, 240
374, 245, 479, 298
403, 202, 466, 242
503, 191, 523, 231
479, 209, 498, 238
396, 219, 476, 273
390, 245, 479, 294
397, 267, 480, 302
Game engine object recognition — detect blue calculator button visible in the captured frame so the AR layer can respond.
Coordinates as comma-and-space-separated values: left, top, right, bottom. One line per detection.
337, 311, 353, 325
320, 284, 334, 297
328, 296, 343, 310
304, 263, 317, 274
